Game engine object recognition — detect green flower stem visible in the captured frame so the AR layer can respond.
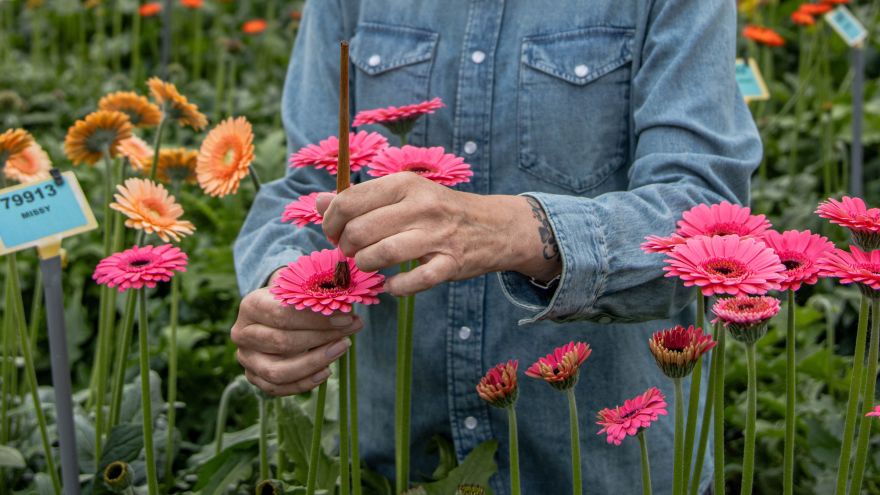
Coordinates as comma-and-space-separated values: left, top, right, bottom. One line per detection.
259, 393, 270, 481
131, 7, 141, 88
783, 289, 796, 495
28, 267, 43, 357
713, 320, 726, 495
138, 289, 160, 495
249, 167, 262, 192
109, 291, 137, 428
226, 56, 238, 117
350, 335, 362, 495
276, 399, 288, 479
638, 431, 652, 495
148, 117, 168, 182
508, 405, 521, 495
395, 260, 416, 494
688, 338, 716, 495
1, 270, 14, 445
214, 378, 243, 456
112, 0, 123, 71
8, 254, 62, 494
566, 387, 582, 495
339, 351, 351, 495
191, 8, 204, 79
681, 291, 705, 491
673, 378, 685, 495
305, 381, 328, 495
834, 294, 870, 495
848, 297, 880, 494
163, 274, 181, 486
740, 343, 758, 495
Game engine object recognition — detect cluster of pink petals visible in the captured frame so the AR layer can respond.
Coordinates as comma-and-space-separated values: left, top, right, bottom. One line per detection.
712, 295, 781, 326
816, 197, 880, 236
476, 360, 519, 408
270, 249, 385, 315
525, 341, 591, 389
288, 131, 388, 175
641, 234, 687, 254
352, 97, 444, 127
866, 405, 880, 418
92, 244, 188, 292
367, 145, 473, 186
817, 246, 880, 292
281, 191, 335, 228
663, 235, 786, 296
761, 229, 834, 291
677, 201, 771, 239
648, 325, 716, 378
596, 387, 668, 446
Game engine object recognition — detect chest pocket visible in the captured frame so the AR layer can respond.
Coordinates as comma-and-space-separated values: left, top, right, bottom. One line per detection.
349, 22, 439, 144
518, 27, 634, 194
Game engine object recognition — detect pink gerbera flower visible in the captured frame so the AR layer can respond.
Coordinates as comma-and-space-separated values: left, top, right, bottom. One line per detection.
816, 197, 880, 250
817, 246, 880, 297
367, 145, 473, 186
648, 325, 716, 378
476, 360, 519, 409
352, 97, 444, 136
663, 235, 786, 296
281, 191, 335, 228
641, 234, 687, 254
596, 387, 668, 446
677, 201, 771, 239
288, 131, 388, 175
92, 245, 188, 292
866, 405, 880, 418
270, 249, 384, 315
712, 295, 781, 344
761, 230, 834, 291
525, 342, 591, 391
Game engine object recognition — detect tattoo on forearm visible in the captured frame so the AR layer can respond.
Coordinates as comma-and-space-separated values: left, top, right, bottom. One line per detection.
526, 197, 560, 261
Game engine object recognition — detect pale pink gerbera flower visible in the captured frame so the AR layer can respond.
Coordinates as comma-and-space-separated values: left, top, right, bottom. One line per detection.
525, 342, 592, 391
5, 141, 51, 184
641, 234, 687, 254
761, 230, 834, 291
117, 135, 153, 172
817, 246, 880, 297
648, 325, 716, 379
270, 249, 384, 315
712, 295, 781, 344
677, 201, 771, 239
866, 405, 880, 418
92, 245, 188, 292
816, 197, 880, 250
476, 360, 519, 409
367, 145, 473, 186
663, 235, 786, 296
288, 131, 388, 175
596, 387, 668, 446
281, 191, 335, 228
352, 97, 444, 136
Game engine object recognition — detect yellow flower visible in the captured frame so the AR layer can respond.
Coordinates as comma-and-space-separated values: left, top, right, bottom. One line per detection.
197, 117, 255, 197
99, 92, 163, 128
110, 178, 195, 242
147, 78, 208, 131
64, 111, 133, 165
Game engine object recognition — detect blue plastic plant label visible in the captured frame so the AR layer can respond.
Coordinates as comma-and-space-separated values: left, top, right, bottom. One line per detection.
825, 6, 868, 47
0, 171, 97, 255
735, 58, 770, 103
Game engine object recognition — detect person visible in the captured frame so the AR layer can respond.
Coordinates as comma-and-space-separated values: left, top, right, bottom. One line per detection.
232, 0, 761, 493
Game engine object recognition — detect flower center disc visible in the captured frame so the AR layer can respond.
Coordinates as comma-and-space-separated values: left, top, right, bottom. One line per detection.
129, 258, 152, 268
403, 162, 435, 175
705, 222, 748, 236
307, 273, 349, 297
703, 257, 747, 279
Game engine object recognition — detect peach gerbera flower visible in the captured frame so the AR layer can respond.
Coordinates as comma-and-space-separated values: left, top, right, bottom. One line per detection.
476, 360, 519, 409
64, 110, 133, 165
117, 135, 153, 172
0, 128, 34, 164
196, 116, 254, 197
93, 244, 187, 292
526, 342, 592, 391
147, 78, 208, 131
156, 148, 198, 184
110, 178, 195, 242
99, 92, 162, 128
596, 387, 668, 446
5, 141, 52, 184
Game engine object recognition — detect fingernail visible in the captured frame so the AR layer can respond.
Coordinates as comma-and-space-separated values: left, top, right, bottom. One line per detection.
311, 368, 331, 383
330, 314, 354, 327
325, 338, 351, 359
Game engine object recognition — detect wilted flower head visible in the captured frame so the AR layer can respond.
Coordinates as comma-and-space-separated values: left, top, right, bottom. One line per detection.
816, 197, 880, 250
525, 342, 591, 391
596, 387, 668, 446
353, 97, 445, 137
761, 230, 834, 291
712, 295, 781, 344
648, 325, 716, 379
64, 110, 133, 165
367, 145, 473, 186
817, 246, 880, 298
289, 131, 388, 174
93, 244, 188, 292
196, 116, 255, 197
476, 360, 518, 408
98, 91, 162, 128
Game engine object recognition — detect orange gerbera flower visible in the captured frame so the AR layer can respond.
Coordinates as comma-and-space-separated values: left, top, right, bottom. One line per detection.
99, 91, 162, 128
0, 128, 33, 163
242, 19, 268, 35
139, 2, 161, 17
110, 178, 195, 242
180, 0, 203, 8
156, 148, 198, 184
117, 135, 154, 172
147, 78, 208, 131
742, 25, 785, 47
197, 117, 255, 197
799, 2, 833, 14
64, 110, 133, 165
290, 10, 302, 21
791, 10, 816, 25
5, 141, 51, 184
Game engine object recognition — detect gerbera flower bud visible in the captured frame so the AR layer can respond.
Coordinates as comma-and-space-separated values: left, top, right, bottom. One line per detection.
4, 141, 51, 184
648, 325, 716, 379
98, 91, 162, 128
147, 77, 208, 130
64, 110, 133, 165
196, 117, 255, 197
92, 244, 188, 292
255, 479, 283, 495
0, 128, 33, 164
110, 178, 195, 242
712, 295, 781, 344
817, 246, 880, 299
353, 97, 445, 137
476, 360, 518, 408
816, 197, 880, 250
761, 230, 834, 291
596, 387, 668, 446
102, 461, 133, 493
282, 192, 335, 227
525, 342, 591, 391
367, 146, 473, 186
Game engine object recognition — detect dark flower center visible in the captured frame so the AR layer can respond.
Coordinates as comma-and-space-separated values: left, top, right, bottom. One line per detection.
307, 273, 350, 297
858, 262, 880, 275
404, 162, 435, 174
706, 222, 748, 237
733, 301, 758, 312
704, 258, 747, 278
129, 258, 151, 268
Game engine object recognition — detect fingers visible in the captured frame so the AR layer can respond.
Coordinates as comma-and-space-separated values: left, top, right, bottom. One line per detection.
321, 173, 415, 242
245, 368, 332, 396
353, 229, 435, 273
385, 254, 459, 296
238, 337, 351, 395
231, 318, 363, 355
237, 287, 356, 330
337, 202, 424, 258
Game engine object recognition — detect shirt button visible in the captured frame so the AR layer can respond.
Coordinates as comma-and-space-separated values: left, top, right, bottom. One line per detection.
574, 64, 590, 78
463, 141, 477, 155
458, 326, 472, 340
471, 50, 486, 64
368, 54, 382, 67
464, 416, 478, 430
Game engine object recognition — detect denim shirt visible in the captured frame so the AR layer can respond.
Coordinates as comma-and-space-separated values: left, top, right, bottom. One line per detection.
234, 1, 761, 493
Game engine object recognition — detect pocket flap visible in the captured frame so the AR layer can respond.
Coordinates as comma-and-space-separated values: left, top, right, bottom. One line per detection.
350, 22, 439, 76
522, 26, 634, 85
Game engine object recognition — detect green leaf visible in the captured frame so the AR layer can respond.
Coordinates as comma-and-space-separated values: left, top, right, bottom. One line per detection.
428, 435, 458, 480
278, 397, 339, 490
192, 440, 257, 494
419, 440, 497, 495
0, 445, 25, 468
98, 423, 144, 472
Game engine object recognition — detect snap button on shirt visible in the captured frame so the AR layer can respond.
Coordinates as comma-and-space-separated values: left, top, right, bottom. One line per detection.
471, 50, 486, 64
368, 54, 382, 67
574, 64, 590, 78
464, 416, 478, 430
458, 326, 472, 340
463, 141, 478, 154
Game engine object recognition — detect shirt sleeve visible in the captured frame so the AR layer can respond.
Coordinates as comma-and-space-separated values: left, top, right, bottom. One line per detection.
498, 0, 762, 324
233, 0, 356, 295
